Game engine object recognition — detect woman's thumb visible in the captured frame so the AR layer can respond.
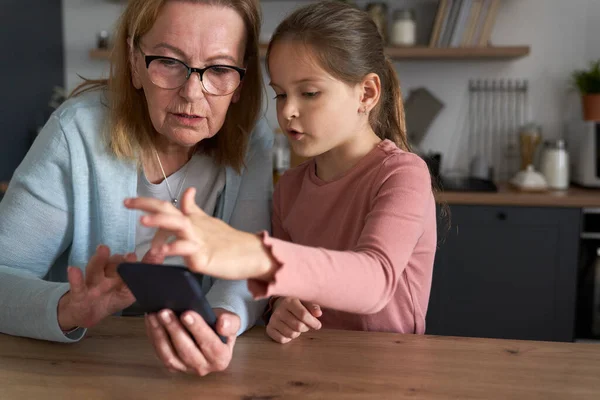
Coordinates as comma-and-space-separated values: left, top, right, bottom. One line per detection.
216, 310, 241, 337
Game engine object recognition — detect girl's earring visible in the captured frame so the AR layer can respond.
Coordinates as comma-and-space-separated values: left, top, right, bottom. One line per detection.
359, 107, 367, 115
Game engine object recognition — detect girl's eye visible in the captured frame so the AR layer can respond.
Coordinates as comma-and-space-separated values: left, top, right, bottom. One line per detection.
273, 93, 287, 100
303, 92, 319, 98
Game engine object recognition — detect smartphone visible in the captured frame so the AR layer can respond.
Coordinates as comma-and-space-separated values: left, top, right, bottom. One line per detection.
117, 262, 227, 344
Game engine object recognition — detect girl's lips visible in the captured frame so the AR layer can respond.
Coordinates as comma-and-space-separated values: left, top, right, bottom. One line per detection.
287, 129, 305, 140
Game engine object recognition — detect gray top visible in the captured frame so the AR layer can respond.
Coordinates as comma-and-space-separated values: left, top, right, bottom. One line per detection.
135, 153, 226, 265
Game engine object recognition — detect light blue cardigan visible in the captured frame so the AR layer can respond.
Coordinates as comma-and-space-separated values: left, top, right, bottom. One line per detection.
0, 90, 273, 342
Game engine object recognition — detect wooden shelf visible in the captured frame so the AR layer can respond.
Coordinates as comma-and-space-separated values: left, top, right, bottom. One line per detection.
90, 45, 530, 61
258, 44, 530, 60
90, 49, 111, 60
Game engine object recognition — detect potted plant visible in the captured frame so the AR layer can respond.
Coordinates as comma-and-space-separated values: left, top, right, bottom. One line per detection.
572, 59, 600, 121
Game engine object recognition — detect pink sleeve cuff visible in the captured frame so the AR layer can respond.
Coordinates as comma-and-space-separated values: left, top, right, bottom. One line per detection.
247, 230, 300, 300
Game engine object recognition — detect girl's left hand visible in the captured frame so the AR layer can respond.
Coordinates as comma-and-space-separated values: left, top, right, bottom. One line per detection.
124, 188, 274, 280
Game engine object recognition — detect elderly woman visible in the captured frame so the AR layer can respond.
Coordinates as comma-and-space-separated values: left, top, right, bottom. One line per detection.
0, 0, 270, 376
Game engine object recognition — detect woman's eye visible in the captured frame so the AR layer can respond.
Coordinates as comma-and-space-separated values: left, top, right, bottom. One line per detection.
273, 93, 287, 100
158, 59, 179, 67
303, 92, 319, 98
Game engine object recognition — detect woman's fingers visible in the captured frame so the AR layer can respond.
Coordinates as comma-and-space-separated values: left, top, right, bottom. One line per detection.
179, 311, 235, 372
84, 245, 112, 287
66, 266, 86, 301
156, 310, 211, 375
145, 314, 189, 373
149, 229, 173, 255
141, 247, 165, 264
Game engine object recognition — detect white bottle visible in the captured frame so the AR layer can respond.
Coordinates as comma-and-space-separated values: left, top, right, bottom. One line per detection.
540, 139, 570, 190
390, 9, 416, 47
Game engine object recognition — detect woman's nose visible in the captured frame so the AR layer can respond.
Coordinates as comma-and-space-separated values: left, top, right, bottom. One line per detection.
178, 72, 207, 102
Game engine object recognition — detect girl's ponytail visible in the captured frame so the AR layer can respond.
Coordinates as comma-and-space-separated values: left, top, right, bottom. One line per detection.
372, 58, 410, 151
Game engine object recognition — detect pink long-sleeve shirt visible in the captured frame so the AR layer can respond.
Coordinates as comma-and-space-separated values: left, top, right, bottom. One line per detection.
250, 139, 437, 334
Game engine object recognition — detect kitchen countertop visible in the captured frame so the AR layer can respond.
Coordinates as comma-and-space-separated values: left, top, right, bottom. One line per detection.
436, 183, 600, 208
1, 317, 599, 399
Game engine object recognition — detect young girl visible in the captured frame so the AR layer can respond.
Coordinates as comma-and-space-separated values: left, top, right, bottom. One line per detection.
126, 0, 437, 343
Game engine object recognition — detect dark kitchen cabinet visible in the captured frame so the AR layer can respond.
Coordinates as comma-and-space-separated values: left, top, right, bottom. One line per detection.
426, 205, 581, 342
0, 1, 63, 181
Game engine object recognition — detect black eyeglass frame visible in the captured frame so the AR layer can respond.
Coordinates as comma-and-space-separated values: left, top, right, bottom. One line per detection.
141, 53, 246, 95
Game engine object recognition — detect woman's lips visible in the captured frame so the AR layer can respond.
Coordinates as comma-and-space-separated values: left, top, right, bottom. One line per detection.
170, 112, 205, 126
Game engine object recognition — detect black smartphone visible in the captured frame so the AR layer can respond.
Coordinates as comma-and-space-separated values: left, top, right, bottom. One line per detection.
117, 262, 227, 344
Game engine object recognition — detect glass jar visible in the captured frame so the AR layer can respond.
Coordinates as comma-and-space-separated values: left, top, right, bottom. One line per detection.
540, 139, 570, 190
366, 2, 388, 43
391, 9, 416, 46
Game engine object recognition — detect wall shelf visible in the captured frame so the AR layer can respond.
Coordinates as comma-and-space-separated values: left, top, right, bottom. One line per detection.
89, 49, 111, 60
375, 45, 530, 60
90, 44, 530, 62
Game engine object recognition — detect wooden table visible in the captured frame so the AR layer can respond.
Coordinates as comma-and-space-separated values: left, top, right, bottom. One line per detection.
1, 318, 599, 399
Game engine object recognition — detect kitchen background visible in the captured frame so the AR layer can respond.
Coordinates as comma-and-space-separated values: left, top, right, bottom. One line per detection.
62, 0, 600, 173
2, 0, 599, 180
2, 0, 600, 343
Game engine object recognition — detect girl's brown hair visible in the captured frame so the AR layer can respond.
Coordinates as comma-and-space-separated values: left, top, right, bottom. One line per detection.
71, 0, 263, 172
265, 0, 409, 151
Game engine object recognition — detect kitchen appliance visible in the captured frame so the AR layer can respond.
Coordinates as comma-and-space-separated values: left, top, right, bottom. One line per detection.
576, 209, 600, 340
565, 120, 600, 188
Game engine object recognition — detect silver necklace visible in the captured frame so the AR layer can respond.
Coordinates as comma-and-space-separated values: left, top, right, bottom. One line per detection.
153, 149, 193, 206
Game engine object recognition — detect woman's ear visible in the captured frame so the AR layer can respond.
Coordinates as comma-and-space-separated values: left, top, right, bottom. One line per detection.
128, 37, 143, 89
358, 73, 381, 115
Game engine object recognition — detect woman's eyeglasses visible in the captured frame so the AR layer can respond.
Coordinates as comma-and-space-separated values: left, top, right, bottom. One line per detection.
139, 49, 245, 96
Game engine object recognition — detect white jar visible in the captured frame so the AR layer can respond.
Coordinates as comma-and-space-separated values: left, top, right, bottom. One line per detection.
540, 139, 570, 190
391, 9, 416, 47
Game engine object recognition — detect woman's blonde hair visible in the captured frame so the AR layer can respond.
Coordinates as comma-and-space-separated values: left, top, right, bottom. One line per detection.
266, 1, 409, 151
71, 0, 262, 172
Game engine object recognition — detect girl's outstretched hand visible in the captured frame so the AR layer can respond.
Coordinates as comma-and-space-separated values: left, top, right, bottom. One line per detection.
124, 188, 274, 280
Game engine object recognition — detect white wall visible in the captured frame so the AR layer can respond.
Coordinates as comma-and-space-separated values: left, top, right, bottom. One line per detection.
63, 0, 600, 172
62, 0, 125, 90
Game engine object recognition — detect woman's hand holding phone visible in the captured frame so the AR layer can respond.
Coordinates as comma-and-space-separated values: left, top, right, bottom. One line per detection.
145, 308, 240, 376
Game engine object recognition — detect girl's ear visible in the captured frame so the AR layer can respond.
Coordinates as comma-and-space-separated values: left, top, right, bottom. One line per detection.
358, 73, 381, 115
128, 37, 143, 89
